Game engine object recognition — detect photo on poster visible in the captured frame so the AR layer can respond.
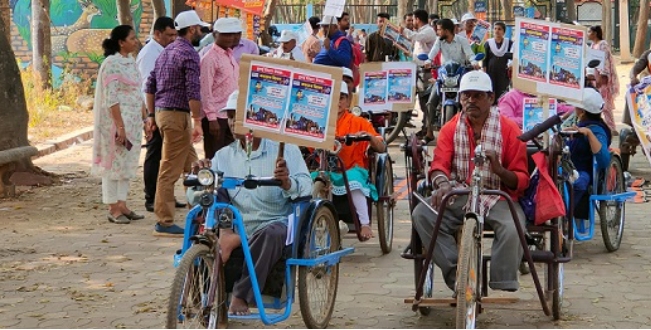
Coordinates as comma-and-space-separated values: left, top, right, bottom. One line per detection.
522, 97, 557, 133
387, 69, 413, 103
517, 21, 550, 82
283, 72, 334, 141
245, 63, 292, 132
549, 27, 583, 88
471, 20, 491, 45
363, 71, 388, 105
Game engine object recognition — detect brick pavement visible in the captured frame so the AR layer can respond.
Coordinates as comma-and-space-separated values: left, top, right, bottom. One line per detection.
1, 61, 650, 328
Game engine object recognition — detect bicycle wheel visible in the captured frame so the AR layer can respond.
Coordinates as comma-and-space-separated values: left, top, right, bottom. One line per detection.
376, 159, 394, 254
166, 244, 227, 329
552, 262, 564, 320
455, 218, 479, 329
599, 156, 625, 252
298, 205, 340, 329
384, 110, 410, 144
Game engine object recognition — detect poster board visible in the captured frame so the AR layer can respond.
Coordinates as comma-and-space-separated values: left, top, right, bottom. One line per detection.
512, 18, 586, 102
235, 55, 342, 149
586, 48, 605, 71
215, 0, 265, 16
357, 62, 417, 112
381, 22, 413, 54
471, 20, 491, 45
522, 97, 558, 133
324, 0, 346, 17
625, 79, 651, 167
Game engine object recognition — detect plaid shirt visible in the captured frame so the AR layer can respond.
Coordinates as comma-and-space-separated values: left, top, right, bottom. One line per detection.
145, 37, 201, 110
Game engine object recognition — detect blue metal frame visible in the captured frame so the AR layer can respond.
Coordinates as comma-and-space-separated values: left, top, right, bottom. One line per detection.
174, 177, 354, 326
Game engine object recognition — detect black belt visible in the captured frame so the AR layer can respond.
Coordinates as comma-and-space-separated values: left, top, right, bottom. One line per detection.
156, 107, 190, 113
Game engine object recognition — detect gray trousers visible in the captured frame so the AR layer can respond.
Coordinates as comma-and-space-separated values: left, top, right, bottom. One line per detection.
233, 222, 287, 303
412, 195, 526, 291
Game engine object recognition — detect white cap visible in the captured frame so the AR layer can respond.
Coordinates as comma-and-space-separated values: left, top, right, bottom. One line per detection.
213, 17, 242, 33
459, 71, 493, 93
174, 11, 210, 30
567, 88, 604, 114
451, 18, 460, 25
319, 15, 337, 25
340, 81, 349, 95
220, 91, 239, 112
277, 30, 298, 43
461, 13, 476, 23
342, 67, 353, 80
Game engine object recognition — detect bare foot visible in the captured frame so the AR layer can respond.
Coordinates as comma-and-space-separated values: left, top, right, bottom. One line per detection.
219, 229, 241, 263
228, 296, 250, 315
360, 225, 374, 242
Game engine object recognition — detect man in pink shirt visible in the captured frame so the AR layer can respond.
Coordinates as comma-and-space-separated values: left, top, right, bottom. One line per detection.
200, 17, 241, 159
232, 32, 260, 63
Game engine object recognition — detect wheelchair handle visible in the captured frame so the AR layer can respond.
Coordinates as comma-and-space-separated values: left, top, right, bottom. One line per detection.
337, 134, 372, 146
519, 114, 562, 142
243, 176, 283, 189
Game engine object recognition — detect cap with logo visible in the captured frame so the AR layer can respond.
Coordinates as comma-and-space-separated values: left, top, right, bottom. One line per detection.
220, 91, 239, 113
174, 10, 210, 30
213, 17, 243, 33
459, 71, 493, 93
567, 88, 604, 114
277, 30, 298, 43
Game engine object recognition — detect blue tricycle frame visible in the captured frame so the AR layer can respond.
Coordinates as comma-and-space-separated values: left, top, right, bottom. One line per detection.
168, 175, 354, 329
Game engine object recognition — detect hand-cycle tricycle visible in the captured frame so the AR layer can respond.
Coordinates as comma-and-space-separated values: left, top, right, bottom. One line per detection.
166, 164, 354, 329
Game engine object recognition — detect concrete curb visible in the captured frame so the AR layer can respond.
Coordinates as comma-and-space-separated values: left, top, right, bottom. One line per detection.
32, 126, 94, 159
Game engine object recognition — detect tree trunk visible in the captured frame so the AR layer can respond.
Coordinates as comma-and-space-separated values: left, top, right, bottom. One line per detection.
633, 0, 649, 58
502, 0, 513, 21
117, 0, 135, 26
602, 0, 612, 46
398, 0, 409, 26
151, 0, 166, 19
32, 0, 51, 91
566, 0, 576, 21
0, 0, 10, 45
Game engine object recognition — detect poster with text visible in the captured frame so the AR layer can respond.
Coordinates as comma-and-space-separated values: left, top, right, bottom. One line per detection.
284, 72, 334, 141
471, 20, 491, 45
362, 71, 388, 109
549, 27, 584, 89
516, 21, 550, 83
522, 97, 558, 133
245, 63, 291, 132
387, 68, 413, 103
625, 78, 651, 167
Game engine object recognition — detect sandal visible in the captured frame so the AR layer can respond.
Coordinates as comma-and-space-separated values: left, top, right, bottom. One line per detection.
108, 213, 130, 224
124, 211, 145, 220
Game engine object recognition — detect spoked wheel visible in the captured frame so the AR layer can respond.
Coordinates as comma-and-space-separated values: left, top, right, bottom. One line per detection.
166, 244, 227, 329
376, 159, 394, 254
298, 206, 340, 329
385, 110, 410, 144
415, 258, 435, 316
599, 156, 625, 252
456, 218, 479, 329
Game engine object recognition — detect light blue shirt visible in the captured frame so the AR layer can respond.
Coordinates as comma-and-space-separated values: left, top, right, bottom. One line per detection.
211, 139, 313, 236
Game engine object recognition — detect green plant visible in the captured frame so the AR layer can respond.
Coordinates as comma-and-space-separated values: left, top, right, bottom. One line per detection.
85, 52, 106, 65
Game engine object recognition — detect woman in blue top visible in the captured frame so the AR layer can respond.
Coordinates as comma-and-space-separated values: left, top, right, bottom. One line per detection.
564, 88, 612, 208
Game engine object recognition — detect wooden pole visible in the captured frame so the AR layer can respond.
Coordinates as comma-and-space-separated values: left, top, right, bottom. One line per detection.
620, 0, 632, 63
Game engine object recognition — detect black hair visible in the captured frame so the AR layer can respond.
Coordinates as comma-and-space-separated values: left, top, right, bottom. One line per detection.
413, 9, 428, 24
308, 16, 321, 30
583, 111, 604, 122
337, 12, 349, 22
153, 16, 175, 32
494, 21, 506, 31
177, 27, 190, 37
429, 13, 440, 20
437, 18, 455, 34
404, 12, 413, 20
589, 25, 603, 40
361, 29, 366, 32
377, 12, 390, 20
102, 25, 133, 57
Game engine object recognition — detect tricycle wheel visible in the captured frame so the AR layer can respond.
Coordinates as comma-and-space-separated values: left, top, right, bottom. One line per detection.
384, 110, 410, 144
552, 262, 564, 320
599, 156, 625, 252
376, 158, 394, 254
455, 218, 479, 329
298, 205, 340, 329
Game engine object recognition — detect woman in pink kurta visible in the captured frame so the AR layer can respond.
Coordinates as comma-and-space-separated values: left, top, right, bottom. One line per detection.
588, 25, 619, 134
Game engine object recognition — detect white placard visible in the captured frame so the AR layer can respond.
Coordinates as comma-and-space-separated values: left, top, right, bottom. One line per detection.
324, 0, 346, 17
586, 48, 605, 71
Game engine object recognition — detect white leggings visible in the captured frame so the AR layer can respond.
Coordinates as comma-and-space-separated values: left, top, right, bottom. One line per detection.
351, 189, 370, 226
101, 176, 130, 204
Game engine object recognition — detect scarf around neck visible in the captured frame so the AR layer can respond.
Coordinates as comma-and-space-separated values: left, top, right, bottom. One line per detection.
487, 38, 511, 57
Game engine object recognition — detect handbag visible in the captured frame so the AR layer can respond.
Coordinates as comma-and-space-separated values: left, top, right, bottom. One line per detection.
532, 151, 566, 225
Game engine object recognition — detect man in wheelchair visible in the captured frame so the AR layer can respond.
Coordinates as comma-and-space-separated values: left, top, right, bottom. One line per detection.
411, 71, 529, 292
562, 88, 612, 214
189, 91, 313, 315
315, 81, 386, 240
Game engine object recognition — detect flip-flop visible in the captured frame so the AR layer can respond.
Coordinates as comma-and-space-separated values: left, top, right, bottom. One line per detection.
108, 214, 130, 224
124, 211, 145, 220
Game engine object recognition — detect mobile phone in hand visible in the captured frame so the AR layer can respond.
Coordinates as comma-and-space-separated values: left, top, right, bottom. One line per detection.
115, 132, 133, 151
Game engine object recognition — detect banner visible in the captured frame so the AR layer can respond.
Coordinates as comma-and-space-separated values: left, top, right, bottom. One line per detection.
625, 78, 651, 167
236, 55, 342, 149
357, 62, 416, 112
216, 0, 265, 16
522, 97, 558, 133
512, 18, 586, 102
381, 22, 413, 54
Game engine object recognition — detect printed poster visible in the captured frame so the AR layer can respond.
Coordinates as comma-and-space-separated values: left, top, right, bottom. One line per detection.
284, 72, 333, 141
382, 22, 413, 54
549, 27, 584, 89
625, 77, 651, 167
471, 20, 491, 45
387, 69, 413, 103
246, 64, 291, 132
236, 55, 342, 149
362, 71, 388, 108
517, 21, 550, 83
522, 97, 558, 133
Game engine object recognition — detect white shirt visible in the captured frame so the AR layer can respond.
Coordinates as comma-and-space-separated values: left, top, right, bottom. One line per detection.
136, 39, 164, 102
427, 34, 476, 65
402, 24, 436, 58
269, 45, 306, 62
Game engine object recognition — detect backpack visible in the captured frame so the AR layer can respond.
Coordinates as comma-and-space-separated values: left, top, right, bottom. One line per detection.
334, 36, 363, 88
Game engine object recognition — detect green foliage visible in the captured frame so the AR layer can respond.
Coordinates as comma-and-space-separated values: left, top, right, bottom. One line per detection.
85, 52, 106, 65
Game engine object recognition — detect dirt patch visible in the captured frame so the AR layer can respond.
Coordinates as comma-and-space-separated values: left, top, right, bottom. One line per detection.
27, 108, 94, 146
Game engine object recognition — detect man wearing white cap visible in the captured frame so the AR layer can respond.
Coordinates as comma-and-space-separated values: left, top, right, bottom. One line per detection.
200, 17, 241, 160
145, 10, 210, 235
268, 30, 305, 61
313, 13, 352, 67
412, 70, 529, 293
459, 12, 485, 55
189, 91, 312, 315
